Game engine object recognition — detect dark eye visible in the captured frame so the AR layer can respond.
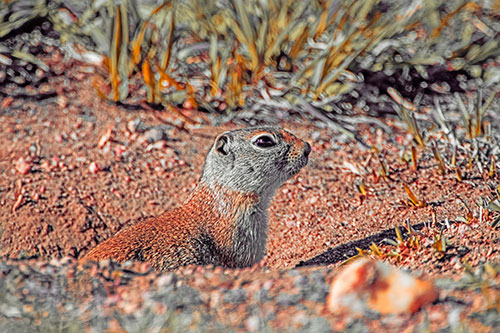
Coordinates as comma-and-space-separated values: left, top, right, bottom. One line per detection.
254, 135, 276, 148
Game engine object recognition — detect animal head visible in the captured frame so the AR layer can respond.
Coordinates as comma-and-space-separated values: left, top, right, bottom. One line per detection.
201, 127, 310, 200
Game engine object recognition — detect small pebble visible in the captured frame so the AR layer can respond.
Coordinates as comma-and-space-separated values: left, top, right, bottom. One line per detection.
15, 157, 31, 175
88, 162, 100, 174
139, 127, 166, 144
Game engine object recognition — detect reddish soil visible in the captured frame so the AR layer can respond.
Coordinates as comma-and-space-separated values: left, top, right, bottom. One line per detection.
1, 58, 499, 331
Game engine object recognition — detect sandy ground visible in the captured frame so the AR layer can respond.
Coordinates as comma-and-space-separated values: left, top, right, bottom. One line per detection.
0, 51, 499, 331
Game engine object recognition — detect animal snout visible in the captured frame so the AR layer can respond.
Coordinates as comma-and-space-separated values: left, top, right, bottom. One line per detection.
303, 142, 311, 157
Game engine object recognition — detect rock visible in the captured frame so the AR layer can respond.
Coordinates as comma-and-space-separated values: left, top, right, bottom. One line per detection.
98, 127, 113, 148
57, 95, 68, 109
88, 162, 101, 174
245, 315, 261, 332
139, 127, 167, 144
15, 157, 31, 175
326, 258, 438, 315
127, 118, 148, 133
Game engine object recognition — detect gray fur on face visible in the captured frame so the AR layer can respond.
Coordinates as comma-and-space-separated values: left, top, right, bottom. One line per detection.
201, 126, 309, 203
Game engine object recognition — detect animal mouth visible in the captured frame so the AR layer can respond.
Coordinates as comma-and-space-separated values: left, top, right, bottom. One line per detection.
286, 153, 309, 177
299, 154, 309, 169
279, 142, 310, 179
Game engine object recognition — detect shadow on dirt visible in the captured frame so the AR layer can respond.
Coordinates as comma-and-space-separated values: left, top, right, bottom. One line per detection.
298, 222, 427, 267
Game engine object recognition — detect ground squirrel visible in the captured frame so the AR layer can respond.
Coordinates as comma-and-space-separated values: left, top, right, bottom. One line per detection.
81, 127, 310, 271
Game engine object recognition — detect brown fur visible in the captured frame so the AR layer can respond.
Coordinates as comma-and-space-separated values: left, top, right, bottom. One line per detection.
81, 127, 310, 271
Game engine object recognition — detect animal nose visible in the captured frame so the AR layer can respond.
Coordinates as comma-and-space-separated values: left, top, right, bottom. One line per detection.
303, 142, 311, 157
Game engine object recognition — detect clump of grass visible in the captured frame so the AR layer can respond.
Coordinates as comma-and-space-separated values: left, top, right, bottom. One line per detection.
342, 216, 465, 265
1, 0, 499, 151
478, 188, 500, 229
4, 1, 499, 112
393, 74, 500, 183
342, 223, 419, 265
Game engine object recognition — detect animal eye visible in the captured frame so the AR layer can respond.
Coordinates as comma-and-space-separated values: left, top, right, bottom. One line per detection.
254, 135, 276, 148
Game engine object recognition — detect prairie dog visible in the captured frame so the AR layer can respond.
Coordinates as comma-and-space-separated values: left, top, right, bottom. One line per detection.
81, 127, 310, 271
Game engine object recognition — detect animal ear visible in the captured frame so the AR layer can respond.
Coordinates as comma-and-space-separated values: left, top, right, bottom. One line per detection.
215, 134, 231, 155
